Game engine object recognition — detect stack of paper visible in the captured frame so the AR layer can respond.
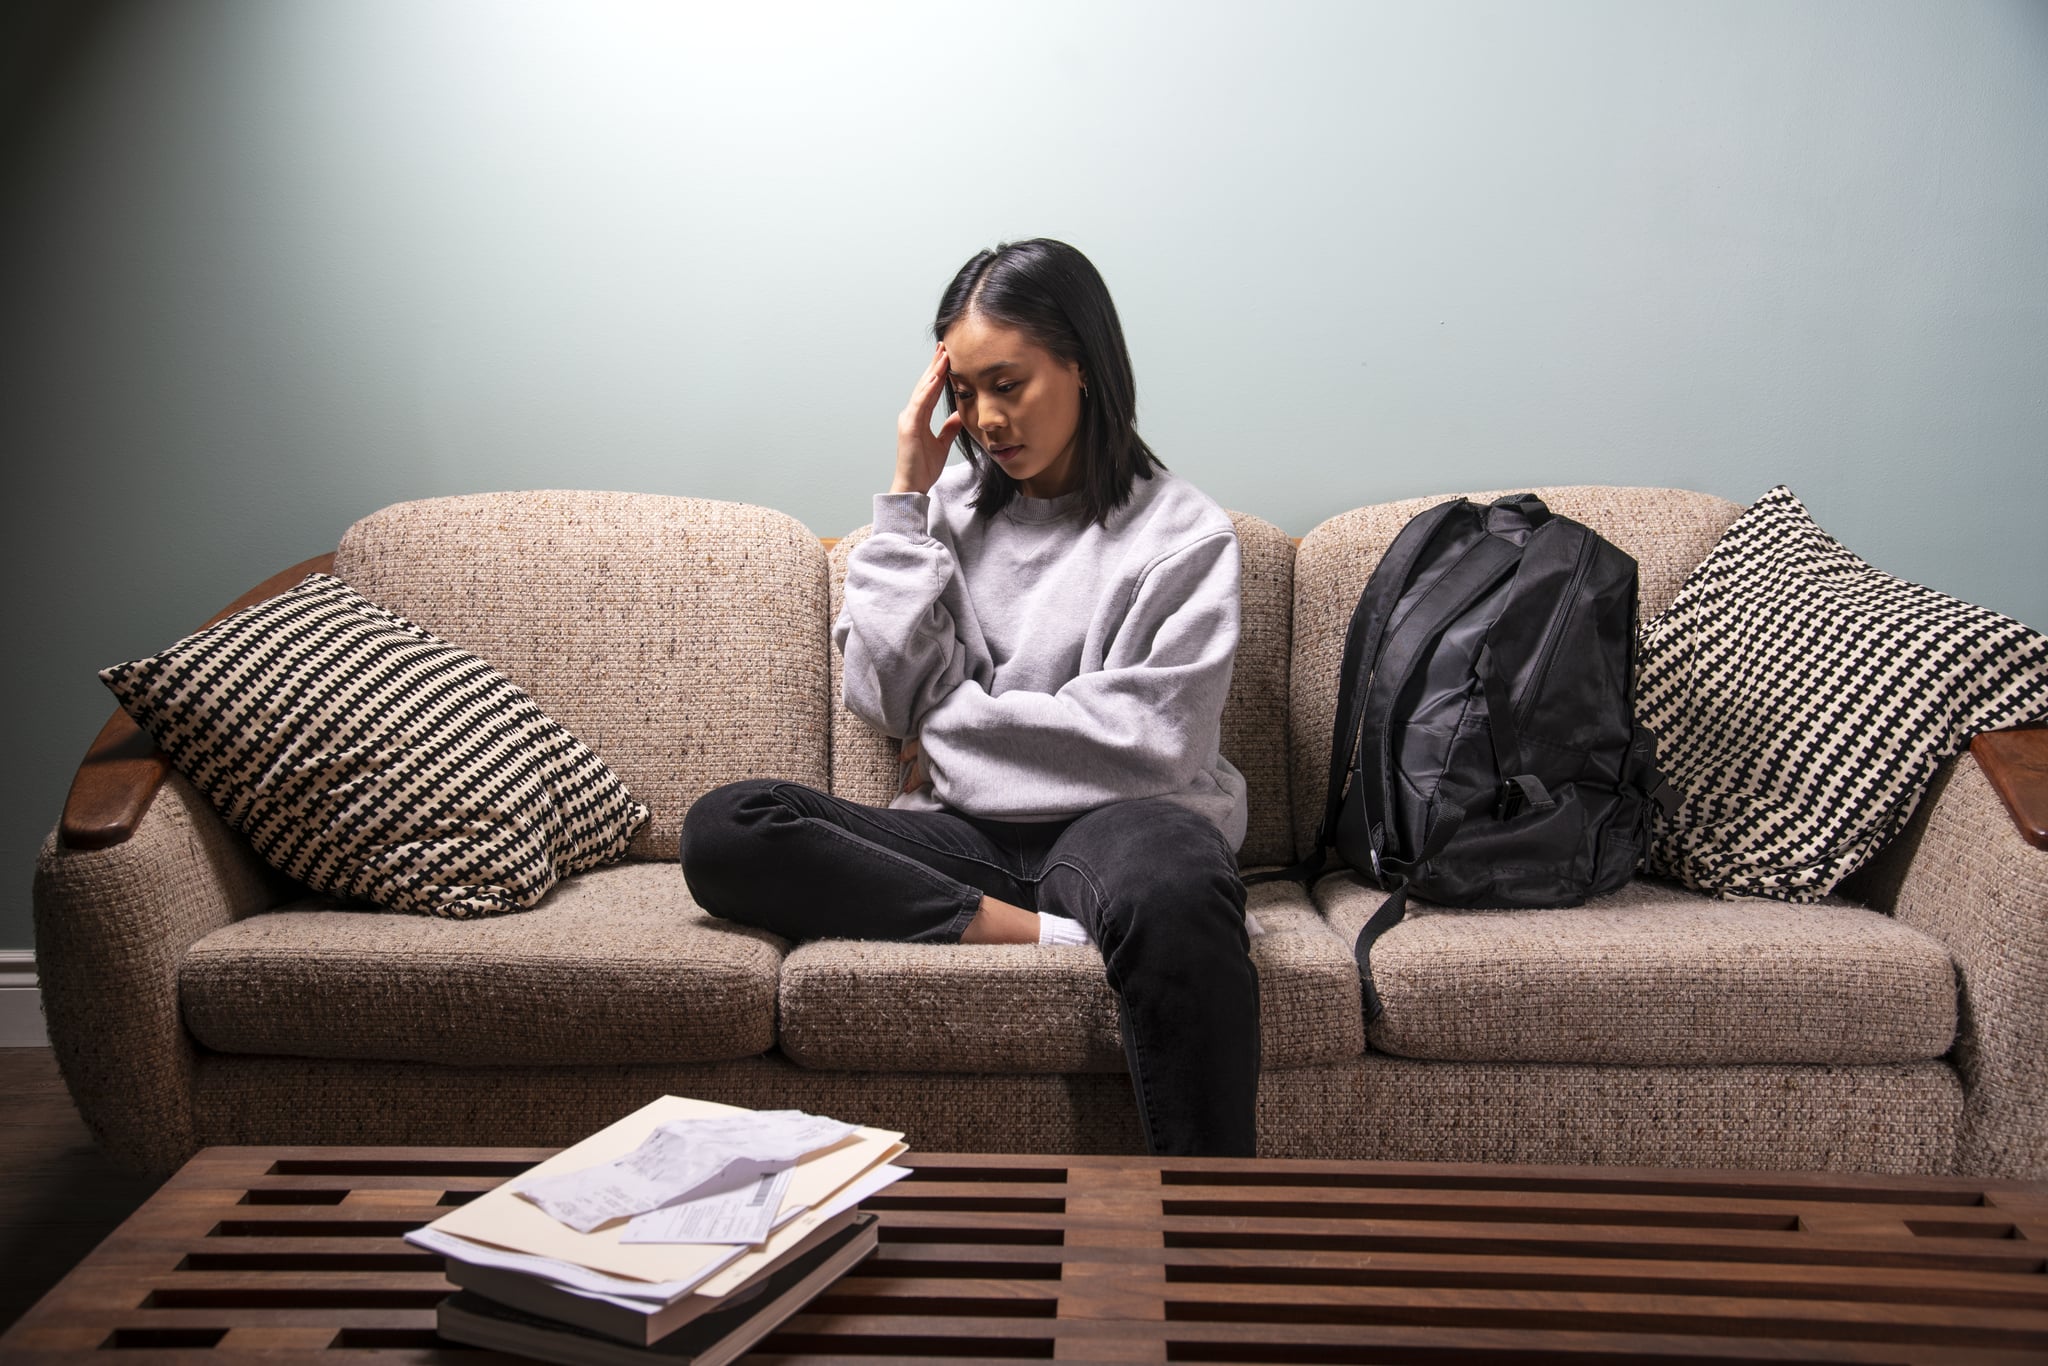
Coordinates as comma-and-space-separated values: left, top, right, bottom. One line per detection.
410, 1095, 909, 1362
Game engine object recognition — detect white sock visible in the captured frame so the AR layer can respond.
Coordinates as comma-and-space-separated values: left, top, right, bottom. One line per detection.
1037, 913, 1091, 946
1244, 910, 1265, 937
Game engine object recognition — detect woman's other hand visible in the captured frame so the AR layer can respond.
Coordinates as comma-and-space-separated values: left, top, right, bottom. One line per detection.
899, 737, 931, 793
893, 343, 963, 496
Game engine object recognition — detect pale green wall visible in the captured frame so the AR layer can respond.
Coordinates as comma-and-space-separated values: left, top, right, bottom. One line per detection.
5, 0, 2044, 950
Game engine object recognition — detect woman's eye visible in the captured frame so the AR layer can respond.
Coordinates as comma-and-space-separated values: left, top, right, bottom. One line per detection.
950, 389, 971, 401
994, 382, 1018, 394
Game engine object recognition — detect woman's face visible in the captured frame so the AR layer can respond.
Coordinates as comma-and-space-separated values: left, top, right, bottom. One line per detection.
941, 312, 1086, 499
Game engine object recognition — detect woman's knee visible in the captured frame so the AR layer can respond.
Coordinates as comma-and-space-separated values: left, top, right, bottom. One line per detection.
1115, 804, 1242, 900
1065, 801, 1245, 938
678, 778, 784, 905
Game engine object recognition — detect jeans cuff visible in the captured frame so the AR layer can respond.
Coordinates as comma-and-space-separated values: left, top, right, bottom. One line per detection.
940, 888, 984, 942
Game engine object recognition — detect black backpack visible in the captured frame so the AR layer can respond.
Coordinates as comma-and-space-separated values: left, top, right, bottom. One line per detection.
1255, 494, 1674, 1019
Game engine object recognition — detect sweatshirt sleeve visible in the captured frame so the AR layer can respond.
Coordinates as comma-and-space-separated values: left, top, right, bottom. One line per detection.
915, 528, 1241, 818
833, 492, 971, 739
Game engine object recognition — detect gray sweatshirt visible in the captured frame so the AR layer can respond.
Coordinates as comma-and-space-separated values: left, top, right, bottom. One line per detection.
835, 461, 1248, 849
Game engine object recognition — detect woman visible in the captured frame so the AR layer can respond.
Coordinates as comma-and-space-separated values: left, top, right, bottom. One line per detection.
681, 238, 1259, 1157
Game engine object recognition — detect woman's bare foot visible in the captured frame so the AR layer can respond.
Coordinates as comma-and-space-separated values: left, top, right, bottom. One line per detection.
959, 894, 1038, 944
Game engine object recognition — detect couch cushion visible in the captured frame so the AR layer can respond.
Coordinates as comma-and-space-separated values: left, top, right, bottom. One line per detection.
828, 510, 1297, 867
100, 573, 649, 919
1639, 485, 2048, 900
776, 881, 1362, 1072
335, 491, 830, 861
1289, 486, 1743, 861
181, 863, 784, 1065
1315, 873, 1956, 1065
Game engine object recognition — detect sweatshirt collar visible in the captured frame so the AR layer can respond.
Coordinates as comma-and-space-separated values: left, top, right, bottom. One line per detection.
1003, 487, 1088, 524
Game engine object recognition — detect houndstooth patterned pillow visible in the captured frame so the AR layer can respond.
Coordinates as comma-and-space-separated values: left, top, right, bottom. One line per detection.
1637, 486, 2048, 900
101, 573, 649, 918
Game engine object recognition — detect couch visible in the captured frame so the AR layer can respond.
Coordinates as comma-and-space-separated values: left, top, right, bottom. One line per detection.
34, 487, 2048, 1179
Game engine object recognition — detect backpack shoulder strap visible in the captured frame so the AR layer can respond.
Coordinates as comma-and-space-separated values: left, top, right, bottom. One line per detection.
1245, 499, 1467, 888
1471, 515, 1594, 815
1355, 528, 1524, 862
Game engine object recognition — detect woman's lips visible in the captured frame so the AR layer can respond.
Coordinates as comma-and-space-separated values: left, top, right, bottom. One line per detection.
990, 444, 1022, 461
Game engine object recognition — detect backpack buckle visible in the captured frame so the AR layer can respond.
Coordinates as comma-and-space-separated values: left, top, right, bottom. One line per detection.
1495, 773, 1555, 821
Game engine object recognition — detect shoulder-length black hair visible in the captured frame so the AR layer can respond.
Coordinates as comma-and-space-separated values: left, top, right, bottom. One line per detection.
933, 238, 1162, 527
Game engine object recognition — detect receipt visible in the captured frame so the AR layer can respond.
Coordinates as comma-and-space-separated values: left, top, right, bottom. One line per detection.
515, 1110, 856, 1233
621, 1167, 796, 1245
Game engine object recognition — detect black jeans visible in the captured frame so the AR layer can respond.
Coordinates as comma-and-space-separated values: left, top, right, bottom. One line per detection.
680, 779, 1260, 1156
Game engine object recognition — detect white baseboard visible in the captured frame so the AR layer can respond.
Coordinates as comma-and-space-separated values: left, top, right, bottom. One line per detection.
0, 950, 48, 1047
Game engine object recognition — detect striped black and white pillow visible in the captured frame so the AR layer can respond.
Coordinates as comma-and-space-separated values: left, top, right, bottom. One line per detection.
1637, 486, 2048, 901
101, 573, 649, 918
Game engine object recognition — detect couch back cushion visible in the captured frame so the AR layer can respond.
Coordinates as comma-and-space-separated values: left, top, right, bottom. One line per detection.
827, 510, 1296, 867
1288, 486, 1744, 860
335, 491, 829, 859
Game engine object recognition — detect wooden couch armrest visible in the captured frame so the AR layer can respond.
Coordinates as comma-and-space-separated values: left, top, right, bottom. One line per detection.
1973, 724, 2048, 851
59, 553, 337, 851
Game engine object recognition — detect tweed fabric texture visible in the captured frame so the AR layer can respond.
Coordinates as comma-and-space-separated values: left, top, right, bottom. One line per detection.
1638, 487, 2048, 900
1864, 755, 2048, 1178
181, 862, 784, 1065
336, 491, 830, 861
100, 573, 650, 918
827, 511, 1297, 865
33, 776, 288, 1175
191, 1054, 1148, 1158
1315, 872, 1956, 1065
1288, 486, 1743, 859
826, 526, 898, 810
1259, 1057, 1961, 1173
1218, 511, 1297, 865
778, 881, 1360, 1072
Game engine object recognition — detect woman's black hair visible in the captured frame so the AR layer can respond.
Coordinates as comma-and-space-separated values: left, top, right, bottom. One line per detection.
933, 238, 1161, 527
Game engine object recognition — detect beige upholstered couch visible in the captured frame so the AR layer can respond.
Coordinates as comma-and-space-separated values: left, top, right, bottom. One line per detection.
34, 487, 2047, 1179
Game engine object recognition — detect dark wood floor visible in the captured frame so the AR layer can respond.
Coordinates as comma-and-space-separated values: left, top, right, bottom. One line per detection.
0, 1048, 162, 1332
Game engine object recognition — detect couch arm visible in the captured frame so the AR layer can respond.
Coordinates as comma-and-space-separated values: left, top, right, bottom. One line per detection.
1854, 747, 2048, 1179
35, 557, 330, 1174
34, 775, 287, 1175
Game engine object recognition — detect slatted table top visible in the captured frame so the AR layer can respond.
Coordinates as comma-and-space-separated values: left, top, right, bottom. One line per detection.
1, 1146, 2043, 1363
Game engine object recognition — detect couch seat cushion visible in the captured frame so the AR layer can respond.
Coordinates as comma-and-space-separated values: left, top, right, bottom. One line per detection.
776, 881, 1363, 1073
1315, 873, 1955, 1065
182, 862, 783, 1065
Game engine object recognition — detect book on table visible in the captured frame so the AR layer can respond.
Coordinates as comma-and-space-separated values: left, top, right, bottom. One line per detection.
405, 1094, 908, 1351
434, 1212, 880, 1366
437, 1205, 869, 1347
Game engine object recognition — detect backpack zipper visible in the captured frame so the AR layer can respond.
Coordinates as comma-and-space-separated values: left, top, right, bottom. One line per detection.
1513, 528, 1597, 736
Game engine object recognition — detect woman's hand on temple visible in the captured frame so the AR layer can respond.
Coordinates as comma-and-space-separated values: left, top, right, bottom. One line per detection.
894, 343, 963, 496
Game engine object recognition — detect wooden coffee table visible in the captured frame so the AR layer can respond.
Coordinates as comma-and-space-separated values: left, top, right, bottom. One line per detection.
2, 1147, 2043, 1362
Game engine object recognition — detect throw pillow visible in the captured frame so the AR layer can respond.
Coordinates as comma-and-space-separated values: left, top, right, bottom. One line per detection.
100, 573, 650, 918
1637, 485, 2048, 900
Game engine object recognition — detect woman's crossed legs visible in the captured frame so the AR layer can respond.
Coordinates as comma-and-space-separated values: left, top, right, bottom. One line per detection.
680, 779, 1260, 1156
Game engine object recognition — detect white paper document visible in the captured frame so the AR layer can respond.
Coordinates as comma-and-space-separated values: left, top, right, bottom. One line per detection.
515, 1110, 856, 1233
404, 1223, 744, 1303
690, 1161, 913, 1298
622, 1166, 796, 1245
407, 1165, 913, 1314
422, 1094, 905, 1288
